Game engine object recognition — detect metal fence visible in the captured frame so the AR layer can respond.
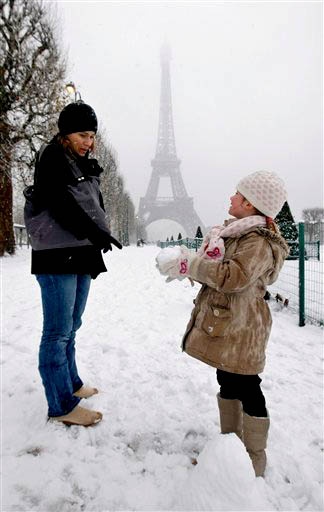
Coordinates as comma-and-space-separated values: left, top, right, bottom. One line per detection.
157, 222, 323, 327
268, 223, 323, 326
158, 237, 203, 252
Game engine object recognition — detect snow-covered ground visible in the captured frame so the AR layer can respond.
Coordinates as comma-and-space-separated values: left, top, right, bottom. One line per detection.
1, 245, 323, 512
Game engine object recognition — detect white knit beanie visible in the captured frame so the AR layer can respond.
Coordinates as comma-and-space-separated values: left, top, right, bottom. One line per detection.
237, 170, 287, 218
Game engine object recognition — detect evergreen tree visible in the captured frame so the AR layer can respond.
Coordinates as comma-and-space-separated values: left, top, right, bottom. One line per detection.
275, 202, 298, 241
177, 232, 182, 240
170, 235, 174, 241
195, 226, 203, 238
275, 201, 298, 258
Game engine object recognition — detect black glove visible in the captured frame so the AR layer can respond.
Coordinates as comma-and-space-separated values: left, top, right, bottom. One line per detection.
102, 234, 123, 252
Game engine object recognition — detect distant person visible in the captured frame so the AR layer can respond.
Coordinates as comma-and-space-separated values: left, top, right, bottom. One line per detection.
24, 101, 122, 426
156, 170, 289, 477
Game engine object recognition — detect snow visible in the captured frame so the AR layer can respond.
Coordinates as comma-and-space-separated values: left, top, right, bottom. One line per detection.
1, 245, 323, 512
156, 245, 182, 266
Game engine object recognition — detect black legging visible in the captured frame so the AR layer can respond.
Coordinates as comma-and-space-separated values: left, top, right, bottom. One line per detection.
216, 369, 267, 417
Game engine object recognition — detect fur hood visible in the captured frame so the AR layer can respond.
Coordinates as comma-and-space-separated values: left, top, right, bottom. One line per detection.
255, 226, 290, 285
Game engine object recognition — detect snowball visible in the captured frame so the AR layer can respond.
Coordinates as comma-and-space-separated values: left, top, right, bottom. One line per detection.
156, 246, 182, 266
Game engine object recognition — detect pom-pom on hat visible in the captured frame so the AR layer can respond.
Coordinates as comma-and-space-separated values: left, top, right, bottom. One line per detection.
58, 101, 98, 135
237, 170, 287, 219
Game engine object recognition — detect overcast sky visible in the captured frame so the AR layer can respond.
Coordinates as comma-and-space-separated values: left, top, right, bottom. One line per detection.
55, 0, 322, 232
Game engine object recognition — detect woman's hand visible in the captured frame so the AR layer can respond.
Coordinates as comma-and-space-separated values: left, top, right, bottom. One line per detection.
102, 234, 123, 252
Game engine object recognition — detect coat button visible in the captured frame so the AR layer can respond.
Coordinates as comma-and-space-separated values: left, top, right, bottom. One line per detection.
208, 326, 213, 333
213, 309, 219, 316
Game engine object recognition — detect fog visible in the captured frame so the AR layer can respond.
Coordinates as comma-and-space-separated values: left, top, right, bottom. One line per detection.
56, 1, 322, 234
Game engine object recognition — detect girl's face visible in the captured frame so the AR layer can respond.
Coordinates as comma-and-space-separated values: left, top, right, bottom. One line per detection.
229, 191, 251, 219
66, 131, 95, 157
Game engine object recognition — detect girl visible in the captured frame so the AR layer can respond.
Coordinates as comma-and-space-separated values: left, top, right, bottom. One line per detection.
156, 170, 289, 476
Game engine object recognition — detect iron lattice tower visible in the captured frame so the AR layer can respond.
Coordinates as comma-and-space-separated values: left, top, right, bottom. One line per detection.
138, 44, 204, 237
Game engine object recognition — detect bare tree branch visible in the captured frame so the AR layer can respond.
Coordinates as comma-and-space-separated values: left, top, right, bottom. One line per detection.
0, 0, 67, 255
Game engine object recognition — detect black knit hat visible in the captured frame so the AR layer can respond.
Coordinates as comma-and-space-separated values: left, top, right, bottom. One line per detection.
58, 101, 98, 135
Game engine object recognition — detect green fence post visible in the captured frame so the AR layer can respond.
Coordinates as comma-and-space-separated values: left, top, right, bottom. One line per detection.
299, 222, 305, 327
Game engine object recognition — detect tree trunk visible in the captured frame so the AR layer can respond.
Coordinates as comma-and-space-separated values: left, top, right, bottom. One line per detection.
0, 172, 15, 256
0, 121, 15, 256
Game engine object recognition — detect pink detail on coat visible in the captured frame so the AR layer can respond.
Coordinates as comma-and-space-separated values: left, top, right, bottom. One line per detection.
180, 259, 188, 274
206, 247, 222, 259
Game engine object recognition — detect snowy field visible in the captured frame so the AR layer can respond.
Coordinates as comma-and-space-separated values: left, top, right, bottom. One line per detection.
1, 245, 323, 512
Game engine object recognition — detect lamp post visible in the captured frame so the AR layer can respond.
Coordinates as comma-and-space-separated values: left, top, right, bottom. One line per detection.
135, 215, 139, 240
65, 81, 82, 102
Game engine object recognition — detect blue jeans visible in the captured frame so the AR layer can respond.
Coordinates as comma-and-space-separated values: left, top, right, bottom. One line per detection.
36, 274, 91, 417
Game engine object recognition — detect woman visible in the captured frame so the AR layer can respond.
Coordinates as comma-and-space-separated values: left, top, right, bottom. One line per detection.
24, 101, 122, 426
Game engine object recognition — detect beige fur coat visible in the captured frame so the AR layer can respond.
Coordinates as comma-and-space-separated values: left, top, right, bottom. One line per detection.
182, 225, 289, 375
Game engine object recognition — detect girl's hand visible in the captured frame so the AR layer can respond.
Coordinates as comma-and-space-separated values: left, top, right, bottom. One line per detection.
156, 246, 194, 279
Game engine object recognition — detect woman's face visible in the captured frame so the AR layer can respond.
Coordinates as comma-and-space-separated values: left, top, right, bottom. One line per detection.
66, 131, 95, 157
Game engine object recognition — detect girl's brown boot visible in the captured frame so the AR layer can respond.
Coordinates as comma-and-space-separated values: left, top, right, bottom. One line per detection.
217, 393, 243, 439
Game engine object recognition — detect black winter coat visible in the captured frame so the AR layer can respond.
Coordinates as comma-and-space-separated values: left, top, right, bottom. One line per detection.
29, 138, 111, 279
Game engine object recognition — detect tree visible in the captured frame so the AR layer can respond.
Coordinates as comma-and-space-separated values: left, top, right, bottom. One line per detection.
275, 202, 298, 241
95, 131, 119, 228
170, 235, 174, 241
302, 208, 324, 242
177, 232, 182, 240
275, 201, 298, 259
302, 208, 324, 222
135, 216, 146, 242
119, 192, 135, 246
1, 0, 67, 255
195, 226, 203, 238
96, 130, 136, 244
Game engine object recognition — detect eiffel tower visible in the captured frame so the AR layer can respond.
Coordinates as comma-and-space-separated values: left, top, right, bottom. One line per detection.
138, 44, 204, 238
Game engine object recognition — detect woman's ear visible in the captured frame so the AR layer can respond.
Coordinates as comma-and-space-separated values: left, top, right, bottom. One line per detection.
88, 138, 96, 153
